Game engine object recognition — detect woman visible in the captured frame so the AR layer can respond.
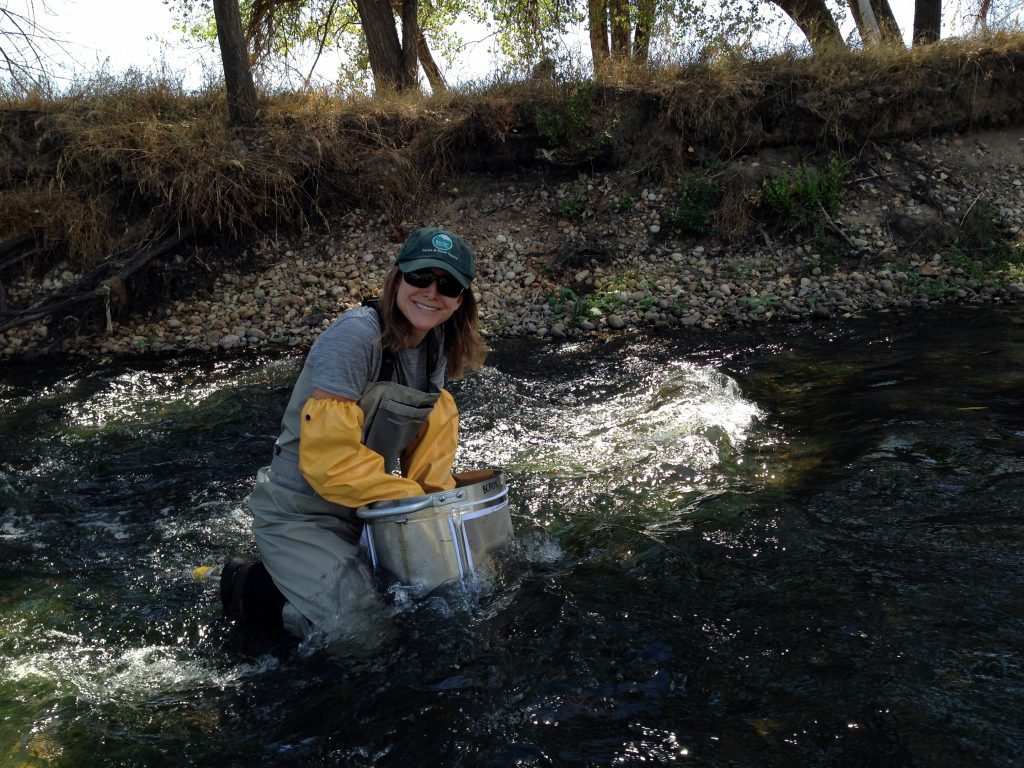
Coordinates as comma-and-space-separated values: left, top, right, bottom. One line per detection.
222, 226, 486, 639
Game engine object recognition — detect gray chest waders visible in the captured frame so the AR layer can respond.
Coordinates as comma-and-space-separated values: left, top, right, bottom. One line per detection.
354, 297, 442, 475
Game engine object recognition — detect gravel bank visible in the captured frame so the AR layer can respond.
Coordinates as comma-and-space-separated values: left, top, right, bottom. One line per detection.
3, 130, 1023, 361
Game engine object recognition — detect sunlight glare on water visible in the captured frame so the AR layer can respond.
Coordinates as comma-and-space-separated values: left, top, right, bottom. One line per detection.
6, 641, 277, 704
462, 358, 764, 492
63, 369, 250, 430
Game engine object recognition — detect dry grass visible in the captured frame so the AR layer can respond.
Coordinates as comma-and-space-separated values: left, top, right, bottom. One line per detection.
1, 32, 1023, 278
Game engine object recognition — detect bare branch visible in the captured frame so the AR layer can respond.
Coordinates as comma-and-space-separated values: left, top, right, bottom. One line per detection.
0, 1, 69, 88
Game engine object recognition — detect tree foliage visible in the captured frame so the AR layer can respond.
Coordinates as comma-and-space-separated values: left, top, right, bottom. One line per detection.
167, 0, 998, 95
169, 0, 472, 91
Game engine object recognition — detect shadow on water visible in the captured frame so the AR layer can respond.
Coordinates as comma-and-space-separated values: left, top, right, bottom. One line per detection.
1, 304, 1022, 767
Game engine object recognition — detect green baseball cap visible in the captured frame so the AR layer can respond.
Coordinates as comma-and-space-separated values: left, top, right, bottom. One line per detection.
395, 227, 475, 288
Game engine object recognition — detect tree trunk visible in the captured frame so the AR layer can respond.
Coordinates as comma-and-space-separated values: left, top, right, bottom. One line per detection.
852, 0, 882, 46
632, 0, 656, 63
912, 0, 941, 42
588, 0, 611, 73
609, 0, 630, 58
400, 0, 418, 89
213, 0, 260, 126
388, 0, 446, 91
849, 0, 904, 48
356, 0, 405, 91
976, 0, 992, 32
417, 34, 447, 92
772, 0, 846, 52
871, 0, 906, 47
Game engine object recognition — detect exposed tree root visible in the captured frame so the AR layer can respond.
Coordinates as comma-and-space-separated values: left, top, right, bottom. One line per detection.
0, 224, 194, 334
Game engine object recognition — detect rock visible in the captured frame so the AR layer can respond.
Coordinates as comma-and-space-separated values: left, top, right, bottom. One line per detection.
607, 314, 626, 330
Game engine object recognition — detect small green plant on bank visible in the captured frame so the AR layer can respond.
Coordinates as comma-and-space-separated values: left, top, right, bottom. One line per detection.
546, 285, 626, 321
758, 154, 850, 257
667, 169, 722, 236
536, 80, 596, 146
547, 286, 579, 312
557, 180, 590, 218
584, 292, 625, 315
919, 277, 961, 300
761, 154, 848, 228
947, 200, 1023, 278
739, 294, 780, 312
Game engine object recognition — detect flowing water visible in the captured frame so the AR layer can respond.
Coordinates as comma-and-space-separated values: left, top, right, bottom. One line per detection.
1, 304, 1022, 767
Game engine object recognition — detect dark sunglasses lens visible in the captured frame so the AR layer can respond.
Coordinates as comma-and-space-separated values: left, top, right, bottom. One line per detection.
435, 276, 464, 298
404, 271, 434, 288
404, 270, 464, 298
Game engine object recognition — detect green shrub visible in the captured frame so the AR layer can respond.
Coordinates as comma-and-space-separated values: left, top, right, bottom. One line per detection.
948, 200, 1023, 277
546, 285, 625, 321
667, 170, 722, 236
761, 154, 848, 229
557, 181, 590, 218
535, 80, 597, 149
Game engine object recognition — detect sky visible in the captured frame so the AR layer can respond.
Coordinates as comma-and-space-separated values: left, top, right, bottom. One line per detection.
20, 0, 218, 84
9, 0, 970, 91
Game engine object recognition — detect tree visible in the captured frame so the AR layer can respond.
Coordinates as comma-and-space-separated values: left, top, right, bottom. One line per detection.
588, 0, 657, 70
848, 0, 905, 48
171, 0, 459, 93
213, 0, 261, 125
390, 0, 447, 91
355, 0, 419, 90
770, 0, 845, 52
477, 0, 582, 77
913, 0, 941, 43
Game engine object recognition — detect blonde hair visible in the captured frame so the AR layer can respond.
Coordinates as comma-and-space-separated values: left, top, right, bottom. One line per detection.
378, 268, 487, 380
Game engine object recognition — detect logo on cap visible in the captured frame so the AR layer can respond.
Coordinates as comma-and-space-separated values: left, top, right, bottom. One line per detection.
432, 234, 454, 251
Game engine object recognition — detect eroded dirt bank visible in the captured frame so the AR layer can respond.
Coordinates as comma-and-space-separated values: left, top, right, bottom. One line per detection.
2, 42, 1024, 362
2, 125, 1022, 362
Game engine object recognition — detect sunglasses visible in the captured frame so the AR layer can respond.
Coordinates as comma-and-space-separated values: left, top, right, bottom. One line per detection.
402, 269, 465, 298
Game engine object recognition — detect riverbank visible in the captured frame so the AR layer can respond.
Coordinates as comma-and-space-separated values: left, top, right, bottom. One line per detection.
2, 126, 1023, 361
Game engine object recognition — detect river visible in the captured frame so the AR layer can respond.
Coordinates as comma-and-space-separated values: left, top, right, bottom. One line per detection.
1, 304, 1022, 767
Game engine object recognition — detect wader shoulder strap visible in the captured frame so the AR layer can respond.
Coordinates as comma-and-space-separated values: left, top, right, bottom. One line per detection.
362, 296, 441, 388
362, 297, 395, 383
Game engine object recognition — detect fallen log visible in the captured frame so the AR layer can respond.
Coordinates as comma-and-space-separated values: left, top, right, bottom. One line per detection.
0, 224, 194, 334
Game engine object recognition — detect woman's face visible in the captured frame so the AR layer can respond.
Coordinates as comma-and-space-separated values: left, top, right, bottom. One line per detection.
396, 268, 464, 343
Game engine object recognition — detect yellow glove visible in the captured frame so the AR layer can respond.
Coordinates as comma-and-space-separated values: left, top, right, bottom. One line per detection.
402, 388, 459, 494
299, 397, 424, 508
